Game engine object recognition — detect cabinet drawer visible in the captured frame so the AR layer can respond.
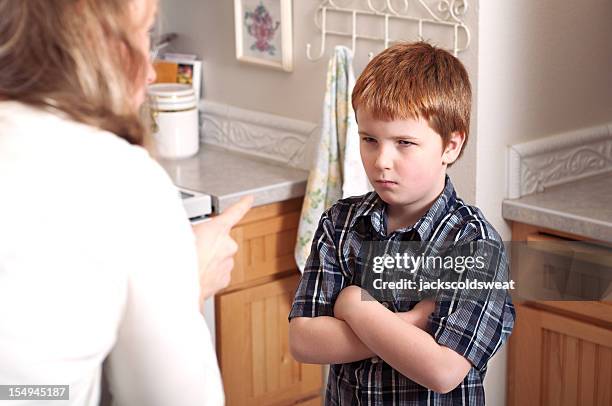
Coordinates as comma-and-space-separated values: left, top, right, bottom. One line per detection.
228, 199, 302, 289
511, 232, 612, 303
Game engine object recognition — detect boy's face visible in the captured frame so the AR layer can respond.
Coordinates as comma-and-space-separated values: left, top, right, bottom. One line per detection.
357, 109, 448, 212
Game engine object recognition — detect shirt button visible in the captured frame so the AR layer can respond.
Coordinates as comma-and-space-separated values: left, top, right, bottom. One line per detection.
371, 356, 380, 363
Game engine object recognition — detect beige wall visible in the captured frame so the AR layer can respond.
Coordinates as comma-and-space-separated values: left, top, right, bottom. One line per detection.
158, 1, 612, 405
159, 0, 612, 223
476, 3, 612, 403
159, 0, 479, 202
160, 1, 326, 124
476, 0, 612, 239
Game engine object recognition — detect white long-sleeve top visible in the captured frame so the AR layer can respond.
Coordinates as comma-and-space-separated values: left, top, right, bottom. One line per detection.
0, 102, 224, 406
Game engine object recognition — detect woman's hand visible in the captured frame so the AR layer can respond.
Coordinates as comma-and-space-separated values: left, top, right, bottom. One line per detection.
397, 299, 436, 330
192, 196, 253, 308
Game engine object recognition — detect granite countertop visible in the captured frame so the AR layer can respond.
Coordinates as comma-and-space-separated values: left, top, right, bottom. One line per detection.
158, 145, 309, 212
502, 173, 612, 243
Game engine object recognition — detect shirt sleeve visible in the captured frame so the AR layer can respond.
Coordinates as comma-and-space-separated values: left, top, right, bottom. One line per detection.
289, 208, 347, 319
104, 147, 224, 406
428, 237, 516, 372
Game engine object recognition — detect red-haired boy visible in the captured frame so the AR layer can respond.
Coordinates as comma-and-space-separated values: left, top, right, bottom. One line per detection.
289, 42, 515, 405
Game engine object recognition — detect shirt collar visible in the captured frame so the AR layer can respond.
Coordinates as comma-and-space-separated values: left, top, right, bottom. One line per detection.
355, 175, 457, 241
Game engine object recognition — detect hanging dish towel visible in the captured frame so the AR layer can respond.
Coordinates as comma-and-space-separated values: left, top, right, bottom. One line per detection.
294, 46, 372, 273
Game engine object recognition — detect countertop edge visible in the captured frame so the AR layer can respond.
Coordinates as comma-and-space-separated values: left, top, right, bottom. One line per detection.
214, 180, 307, 213
502, 200, 612, 243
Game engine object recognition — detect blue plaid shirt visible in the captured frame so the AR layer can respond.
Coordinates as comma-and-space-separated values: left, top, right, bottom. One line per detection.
289, 176, 515, 405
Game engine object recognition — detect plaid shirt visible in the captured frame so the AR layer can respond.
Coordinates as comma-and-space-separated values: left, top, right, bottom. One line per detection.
289, 175, 515, 405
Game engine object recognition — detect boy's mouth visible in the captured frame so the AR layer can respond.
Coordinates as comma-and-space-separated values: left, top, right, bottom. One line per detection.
375, 179, 398, 186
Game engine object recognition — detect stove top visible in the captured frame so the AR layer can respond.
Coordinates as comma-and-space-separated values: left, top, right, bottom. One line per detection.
178, 187, 213, 221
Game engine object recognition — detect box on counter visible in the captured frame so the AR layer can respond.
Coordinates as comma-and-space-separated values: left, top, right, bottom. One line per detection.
153, 53, 202, 100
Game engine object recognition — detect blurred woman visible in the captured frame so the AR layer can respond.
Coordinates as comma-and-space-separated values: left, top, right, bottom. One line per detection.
0, 0, 250, 404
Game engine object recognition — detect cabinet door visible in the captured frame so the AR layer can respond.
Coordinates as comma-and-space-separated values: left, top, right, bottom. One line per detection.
227, 200, 301, 289
508, 304, 612, 406
218, 275, 322, 406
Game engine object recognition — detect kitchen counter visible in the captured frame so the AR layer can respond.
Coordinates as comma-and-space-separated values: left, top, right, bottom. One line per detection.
502, 172, 612, 243
158, 145, 309, 212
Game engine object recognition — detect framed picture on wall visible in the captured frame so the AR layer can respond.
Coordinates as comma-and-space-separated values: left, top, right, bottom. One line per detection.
234, 0, 293, 72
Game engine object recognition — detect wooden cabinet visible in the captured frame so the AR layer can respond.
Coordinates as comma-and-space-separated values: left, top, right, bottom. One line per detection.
507, 223, 612, 406
509, 304, 612, 406
218, 275, 321, 405
217, 199, 322, 406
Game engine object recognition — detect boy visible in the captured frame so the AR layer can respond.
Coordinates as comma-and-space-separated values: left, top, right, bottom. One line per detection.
288, 42, 515, 405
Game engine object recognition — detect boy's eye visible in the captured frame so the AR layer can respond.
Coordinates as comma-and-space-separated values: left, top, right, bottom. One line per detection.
361, 136, 377, 143
398, 140, 415, 146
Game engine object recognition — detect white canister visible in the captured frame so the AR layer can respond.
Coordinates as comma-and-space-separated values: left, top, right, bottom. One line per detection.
148, 83, 199, 159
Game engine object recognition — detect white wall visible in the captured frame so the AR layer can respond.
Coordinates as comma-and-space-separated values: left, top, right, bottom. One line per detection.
476, 2, 612, 404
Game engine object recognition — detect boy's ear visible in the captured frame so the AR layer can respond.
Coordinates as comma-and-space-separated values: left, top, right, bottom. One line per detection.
442, 131, 466, 165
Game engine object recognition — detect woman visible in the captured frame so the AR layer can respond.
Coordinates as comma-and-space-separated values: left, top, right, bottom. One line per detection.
0, 0, 250, 405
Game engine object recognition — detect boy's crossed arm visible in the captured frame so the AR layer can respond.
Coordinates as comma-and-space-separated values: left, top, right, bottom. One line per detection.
289, 210, 472, 393
289, 316, 374, 364
288, 297, 435, 364
333, 286, 472, 394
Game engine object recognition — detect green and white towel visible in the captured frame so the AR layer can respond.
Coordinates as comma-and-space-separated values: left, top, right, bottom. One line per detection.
294, 46, 372, 272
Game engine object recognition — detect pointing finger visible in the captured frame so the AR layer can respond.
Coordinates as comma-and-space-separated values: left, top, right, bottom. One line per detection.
216, 195, 254, 230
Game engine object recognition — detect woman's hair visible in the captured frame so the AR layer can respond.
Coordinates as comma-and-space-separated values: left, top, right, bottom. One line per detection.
0, 0, 151, 145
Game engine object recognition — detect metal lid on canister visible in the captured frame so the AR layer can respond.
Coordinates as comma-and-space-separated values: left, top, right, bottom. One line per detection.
147, 83, 197, 111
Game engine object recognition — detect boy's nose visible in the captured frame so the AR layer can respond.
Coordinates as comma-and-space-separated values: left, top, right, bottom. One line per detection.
374, 149, 393, 170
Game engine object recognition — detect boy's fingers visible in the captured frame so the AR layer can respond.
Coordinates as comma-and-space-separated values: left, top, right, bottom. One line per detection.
216, 195, 254, 230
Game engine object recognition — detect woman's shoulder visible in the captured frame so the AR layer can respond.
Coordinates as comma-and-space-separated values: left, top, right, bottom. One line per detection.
0, 101, 161, 180
0, 100, 181, 233
0, 101, 133, 152
1, 101, 194, 279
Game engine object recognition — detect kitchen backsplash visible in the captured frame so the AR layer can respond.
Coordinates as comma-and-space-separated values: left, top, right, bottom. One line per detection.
507, 121, 612, 198
199, 100, 319, 171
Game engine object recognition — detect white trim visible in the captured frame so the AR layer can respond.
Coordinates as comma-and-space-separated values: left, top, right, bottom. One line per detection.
506, 122, 612, 198
199, 100, 319, 170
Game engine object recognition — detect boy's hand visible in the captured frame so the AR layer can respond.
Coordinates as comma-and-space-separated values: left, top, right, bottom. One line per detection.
397, 299, 435, 330
333, 285, 368, 322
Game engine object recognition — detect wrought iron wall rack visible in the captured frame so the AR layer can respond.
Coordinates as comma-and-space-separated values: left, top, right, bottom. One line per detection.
306, 0, 471, 60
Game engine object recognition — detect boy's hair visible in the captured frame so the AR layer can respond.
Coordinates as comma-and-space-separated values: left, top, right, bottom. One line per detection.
352, 41, 472, 159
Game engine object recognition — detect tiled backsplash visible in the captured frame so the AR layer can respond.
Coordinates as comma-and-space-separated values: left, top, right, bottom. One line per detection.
199, 100, 319, 171
507, 122, 612, 198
